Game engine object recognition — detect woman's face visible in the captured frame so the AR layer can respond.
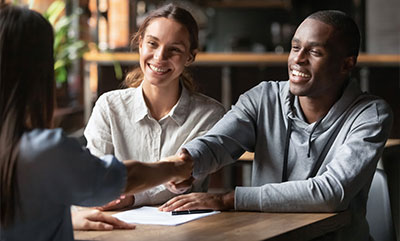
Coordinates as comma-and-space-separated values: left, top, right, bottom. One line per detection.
139, 17, 193, 89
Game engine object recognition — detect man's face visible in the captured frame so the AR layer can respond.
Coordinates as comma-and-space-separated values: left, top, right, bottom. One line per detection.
288, 18, 349, 98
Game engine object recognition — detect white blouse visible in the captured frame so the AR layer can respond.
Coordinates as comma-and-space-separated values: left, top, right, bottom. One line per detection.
84, 83, 225, 206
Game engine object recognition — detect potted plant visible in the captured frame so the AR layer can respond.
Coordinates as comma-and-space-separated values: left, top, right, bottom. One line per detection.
43, 0, 87, 107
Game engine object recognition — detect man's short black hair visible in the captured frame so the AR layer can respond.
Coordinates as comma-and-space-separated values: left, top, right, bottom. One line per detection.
308, 10, 361, 57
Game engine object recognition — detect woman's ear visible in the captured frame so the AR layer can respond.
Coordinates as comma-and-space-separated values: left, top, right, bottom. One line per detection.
138, 36, 143, 50
185, 50, 198, 66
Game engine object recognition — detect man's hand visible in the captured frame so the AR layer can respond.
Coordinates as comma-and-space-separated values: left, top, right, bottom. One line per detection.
158, 191, 235, 212
164, 176, 194, 194
161, 148, 193, 183
97, 195, 134, 211
72, 209, 135, 230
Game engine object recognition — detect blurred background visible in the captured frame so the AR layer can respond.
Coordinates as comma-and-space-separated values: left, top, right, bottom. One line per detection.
4, 0, 398, 137
3, 1, 400, 239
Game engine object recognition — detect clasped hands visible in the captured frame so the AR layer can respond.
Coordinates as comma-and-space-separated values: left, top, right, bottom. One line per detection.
73, 149, 233, 231
98, 149, 195, 211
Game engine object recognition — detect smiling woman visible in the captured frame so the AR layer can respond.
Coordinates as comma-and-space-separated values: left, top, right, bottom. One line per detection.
79, 3, 225, 230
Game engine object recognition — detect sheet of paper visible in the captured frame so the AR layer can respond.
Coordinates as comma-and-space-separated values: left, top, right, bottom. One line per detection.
112, 206, 220, 226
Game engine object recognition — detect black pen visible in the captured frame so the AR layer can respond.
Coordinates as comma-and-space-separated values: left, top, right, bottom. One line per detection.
171, 209, 214, 215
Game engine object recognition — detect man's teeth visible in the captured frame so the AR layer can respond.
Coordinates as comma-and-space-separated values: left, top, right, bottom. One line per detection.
150, 64, 168, 73
292, 69, 310, 78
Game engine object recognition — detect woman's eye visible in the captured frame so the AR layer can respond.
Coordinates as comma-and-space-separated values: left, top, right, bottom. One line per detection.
147, 41, 156, 47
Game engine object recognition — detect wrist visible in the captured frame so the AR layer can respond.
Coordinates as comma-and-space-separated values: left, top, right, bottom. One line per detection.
222, 191, 235, 210
130, 195, 136, 207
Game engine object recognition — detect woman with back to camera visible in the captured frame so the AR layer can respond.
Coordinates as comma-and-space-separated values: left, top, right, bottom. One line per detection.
0, 4, 192, 240
83, 3, 225, 212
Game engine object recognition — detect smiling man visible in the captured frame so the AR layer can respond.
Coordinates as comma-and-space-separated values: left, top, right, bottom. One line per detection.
159, 10, 393, 241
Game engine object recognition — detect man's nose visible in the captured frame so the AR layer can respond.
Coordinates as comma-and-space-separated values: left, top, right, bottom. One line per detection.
293, 49, 307, 64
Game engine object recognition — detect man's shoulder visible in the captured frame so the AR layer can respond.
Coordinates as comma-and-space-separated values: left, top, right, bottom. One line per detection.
240, 80, 288, 102
249, 80, 288, 94
353, 93, 393, 118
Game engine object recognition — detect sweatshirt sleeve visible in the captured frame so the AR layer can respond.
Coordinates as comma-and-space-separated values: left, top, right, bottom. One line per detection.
19, 129, 126, 207
184, 85, 261, 179
235, 99, 393, 212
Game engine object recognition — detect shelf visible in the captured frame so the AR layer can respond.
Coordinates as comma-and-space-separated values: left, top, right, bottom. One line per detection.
205, 0, 291, 9
83, 51, 400, 67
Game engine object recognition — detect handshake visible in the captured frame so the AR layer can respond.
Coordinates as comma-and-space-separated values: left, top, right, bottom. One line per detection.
98, 148, 195, 211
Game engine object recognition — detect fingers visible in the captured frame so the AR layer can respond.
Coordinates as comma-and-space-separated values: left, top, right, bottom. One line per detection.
87, 211, 135, 230
72, 209, 135, 231
98, 195, 134, 211
179, 148, 190, 159
165, 177, 194, 194
159, 193, 203, 212
174, 176, 194, 189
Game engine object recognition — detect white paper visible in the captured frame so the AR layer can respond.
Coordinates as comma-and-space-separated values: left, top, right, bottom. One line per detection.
112, 206, 220, 226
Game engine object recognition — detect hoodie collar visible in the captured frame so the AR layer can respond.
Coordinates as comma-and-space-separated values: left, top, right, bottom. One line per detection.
284, 79, 362, 132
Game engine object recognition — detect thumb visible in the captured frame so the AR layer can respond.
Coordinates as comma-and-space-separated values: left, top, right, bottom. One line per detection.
179, 148, 190, 159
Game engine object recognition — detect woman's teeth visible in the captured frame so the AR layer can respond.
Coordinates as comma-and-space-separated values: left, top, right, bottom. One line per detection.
150, 64, 168, 73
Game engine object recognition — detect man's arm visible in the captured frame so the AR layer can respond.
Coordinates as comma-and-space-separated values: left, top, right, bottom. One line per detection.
184, 87, 261, 180
234, 100, 393, 212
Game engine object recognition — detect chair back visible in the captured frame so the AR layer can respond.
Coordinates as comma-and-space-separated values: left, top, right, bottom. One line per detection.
366, 169, 395, 241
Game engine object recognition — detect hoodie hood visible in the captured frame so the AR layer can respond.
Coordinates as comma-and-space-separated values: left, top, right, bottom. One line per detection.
283, 79, 363, 132
281, 79, 364, 179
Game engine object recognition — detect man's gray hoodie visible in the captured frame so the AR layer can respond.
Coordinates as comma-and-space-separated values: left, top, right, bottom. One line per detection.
184, 80, 393, 241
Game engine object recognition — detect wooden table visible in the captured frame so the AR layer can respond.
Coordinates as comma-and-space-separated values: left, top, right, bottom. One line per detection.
74, 210, 350, 241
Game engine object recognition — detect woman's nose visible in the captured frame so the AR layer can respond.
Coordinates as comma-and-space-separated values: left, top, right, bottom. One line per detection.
154, 47, 167, 60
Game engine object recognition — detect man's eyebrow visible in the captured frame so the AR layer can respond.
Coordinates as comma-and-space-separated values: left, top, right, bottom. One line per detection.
291, 38, 326, 48
291, 38, 300, 44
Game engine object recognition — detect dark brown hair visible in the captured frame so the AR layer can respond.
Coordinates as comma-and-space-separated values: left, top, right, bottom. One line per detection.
124, 3, 198, 92
0, 4, 54, 227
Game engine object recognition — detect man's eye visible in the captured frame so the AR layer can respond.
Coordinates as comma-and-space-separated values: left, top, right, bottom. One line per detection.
291, 46, 300, 51
310, 50, 321, 56
170, 47, 183, 53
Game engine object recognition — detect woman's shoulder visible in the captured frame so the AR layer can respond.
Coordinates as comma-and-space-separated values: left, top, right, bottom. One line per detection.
96, 88, 138, 108
19, 128, 77, 162
190, 92, 225, 113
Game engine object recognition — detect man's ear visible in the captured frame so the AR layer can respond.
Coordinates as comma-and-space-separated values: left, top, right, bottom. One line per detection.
341, 56, 356, 74
185, 50, 198, 66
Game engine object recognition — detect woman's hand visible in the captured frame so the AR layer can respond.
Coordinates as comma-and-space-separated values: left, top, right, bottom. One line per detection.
97, 195, 135, 211
158, 191, 235, 212
123, 149, 194, 195
164, 176, 194, 194
72, 209, 135, 230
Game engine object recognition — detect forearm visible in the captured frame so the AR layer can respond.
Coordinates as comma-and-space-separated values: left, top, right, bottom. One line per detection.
222, 191, 235, 210
123, 160, 178, 195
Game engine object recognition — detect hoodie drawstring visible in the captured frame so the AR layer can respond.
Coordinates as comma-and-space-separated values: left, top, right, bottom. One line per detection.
282, 118, 292, 182
307, 118, 323, 158
282, 117, 324, 182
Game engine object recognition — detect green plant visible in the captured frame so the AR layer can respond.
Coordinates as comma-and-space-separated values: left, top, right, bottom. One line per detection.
43, 0, 87, 84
